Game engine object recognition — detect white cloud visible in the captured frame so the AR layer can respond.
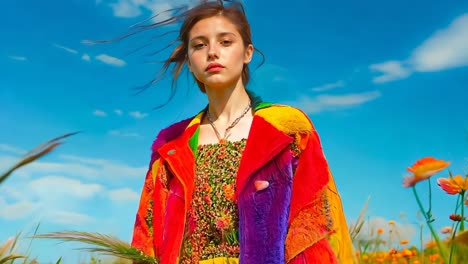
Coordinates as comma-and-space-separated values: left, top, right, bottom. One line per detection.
46, 210, 94, 225
12, 160, 100, 178
370, 13, 468, 83
58, 154, 147, 179
370, 61, 412, 83
0, 174, 100, 222
0, 150, 145, 225
93, 109, 107, 117
114, 109, 123, 115
95, 54, 126, 67
28, 176, 103, 199
311, 80, 345, 92
0, 191, 94, 225
108, 188, 139, 202
411, 13, 468, 72
58, 155, 110, 167
82, 53, 91, 61
1, 152, 146, 180
290, 91, 381, 113
104, 0, 193, 22
109, 130, 142, 138
0, 144, 26, 155
8, 56, 27, 61
0, 199, 37, 220
145, 2, 174, 22
110, 0, 142, 18
52, 43, 79, 54
129, 111, 148, 119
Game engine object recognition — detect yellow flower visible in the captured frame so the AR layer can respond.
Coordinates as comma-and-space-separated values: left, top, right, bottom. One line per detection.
403, 157, 450, 187
437, 174, 468, 195
388, 220, 395, 225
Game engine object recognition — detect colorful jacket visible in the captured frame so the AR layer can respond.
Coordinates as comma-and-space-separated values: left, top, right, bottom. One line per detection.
131, 100, 355, 264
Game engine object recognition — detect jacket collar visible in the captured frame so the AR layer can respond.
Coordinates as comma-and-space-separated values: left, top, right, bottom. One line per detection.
157, 97, 294, 202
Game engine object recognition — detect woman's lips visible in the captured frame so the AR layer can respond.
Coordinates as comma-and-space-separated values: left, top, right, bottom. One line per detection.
206, 63, 224, 72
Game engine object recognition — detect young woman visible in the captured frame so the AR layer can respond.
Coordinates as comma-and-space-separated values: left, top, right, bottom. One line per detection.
130, 1, 354, 263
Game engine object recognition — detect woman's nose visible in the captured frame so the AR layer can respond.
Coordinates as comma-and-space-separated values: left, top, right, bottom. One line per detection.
207, 43, 219, 59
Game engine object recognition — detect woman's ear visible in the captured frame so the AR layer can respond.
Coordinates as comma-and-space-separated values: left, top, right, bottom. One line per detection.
244, 44, 254, 64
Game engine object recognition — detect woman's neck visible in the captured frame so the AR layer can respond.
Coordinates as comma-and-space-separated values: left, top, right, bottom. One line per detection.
204, 83, 251, 124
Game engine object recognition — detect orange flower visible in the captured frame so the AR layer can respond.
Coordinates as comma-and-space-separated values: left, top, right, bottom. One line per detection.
403, 157, 450, 187
428, 254, 440, 262
400, 239, 409, 245
437, 174, 468, 195
388, 220, 396, 225
222, 184, 235, 201
440, 226, 452, 234
401, 248, 413, 258
377, 228, 384, 234
426, 241, 437, 248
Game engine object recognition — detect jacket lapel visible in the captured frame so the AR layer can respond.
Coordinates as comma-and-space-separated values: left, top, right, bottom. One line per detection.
157, 113, 202, 211
235, 114, 294, 198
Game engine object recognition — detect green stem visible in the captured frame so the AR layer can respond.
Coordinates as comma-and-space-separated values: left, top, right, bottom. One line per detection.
461, 191, 466, 231
428, 179, 433, 221
419, 223, 424, 264
449, 221, 460, 264
412, 185, 449, 263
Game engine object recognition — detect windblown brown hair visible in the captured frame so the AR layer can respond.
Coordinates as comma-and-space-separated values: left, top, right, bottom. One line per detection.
90, 0, 264, 107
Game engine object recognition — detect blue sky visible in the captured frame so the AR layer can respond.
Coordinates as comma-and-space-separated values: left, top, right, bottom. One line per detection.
1, 0, 467, 262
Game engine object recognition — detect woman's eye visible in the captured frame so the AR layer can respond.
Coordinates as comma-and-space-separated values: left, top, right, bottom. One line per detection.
193, 43, 205, 49
221, 40, 232, 46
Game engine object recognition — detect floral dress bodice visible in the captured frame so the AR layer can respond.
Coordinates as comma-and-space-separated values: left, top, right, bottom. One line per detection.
179, 139, 246, 264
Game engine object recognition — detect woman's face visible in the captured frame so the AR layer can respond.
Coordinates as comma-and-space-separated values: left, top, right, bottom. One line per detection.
186, 15, 253, 90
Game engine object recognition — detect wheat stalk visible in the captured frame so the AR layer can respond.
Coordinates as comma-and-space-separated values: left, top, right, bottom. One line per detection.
34, 231, 157, 264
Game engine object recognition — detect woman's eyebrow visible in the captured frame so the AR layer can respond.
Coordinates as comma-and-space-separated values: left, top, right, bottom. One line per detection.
217, 32, 237, 38
189, 32, 237, 42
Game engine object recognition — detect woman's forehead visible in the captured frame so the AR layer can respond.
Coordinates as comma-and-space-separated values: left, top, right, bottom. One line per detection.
189, 16, 240, 39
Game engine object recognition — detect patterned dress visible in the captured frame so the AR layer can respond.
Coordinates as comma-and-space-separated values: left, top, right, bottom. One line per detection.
179, 139, 247, 264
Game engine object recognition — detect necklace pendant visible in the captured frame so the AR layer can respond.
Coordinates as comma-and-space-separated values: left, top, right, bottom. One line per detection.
219, 138, 226, 144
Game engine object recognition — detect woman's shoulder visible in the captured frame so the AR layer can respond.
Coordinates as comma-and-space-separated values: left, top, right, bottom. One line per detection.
255, 103, 315, 134
150, 116, 195, 155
